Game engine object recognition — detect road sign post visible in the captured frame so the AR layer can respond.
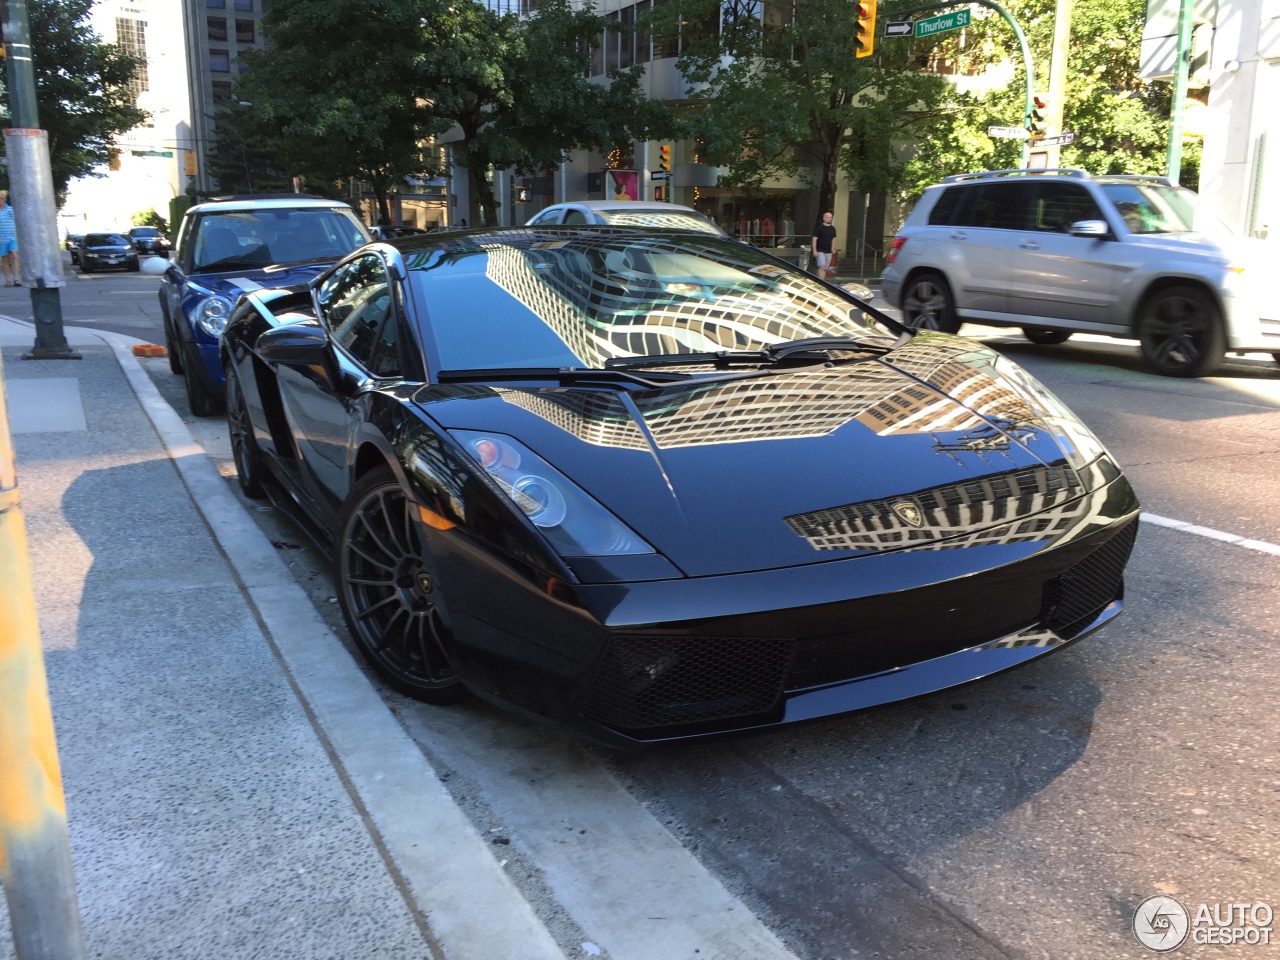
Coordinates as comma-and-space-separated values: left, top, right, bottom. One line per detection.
884, 20, 914, 36
988, 125, 1030, 139
914, 8, 970, 36
1027, 132, 1076, 148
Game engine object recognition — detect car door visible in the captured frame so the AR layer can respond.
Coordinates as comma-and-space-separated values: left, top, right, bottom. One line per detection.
272, 252, 406, 524
1005, 181, 1128, 325
944, 181, 1033, 320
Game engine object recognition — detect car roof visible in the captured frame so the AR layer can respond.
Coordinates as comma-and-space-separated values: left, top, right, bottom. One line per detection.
186, 197, 354, 215
550, 200, 703, 214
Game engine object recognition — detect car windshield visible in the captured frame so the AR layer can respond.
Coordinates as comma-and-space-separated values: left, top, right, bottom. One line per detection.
1100, 182, 1234, 235
86, 233, 129, 246
597, 210, 723, 235
132, 227, 161, 237
192, 207, 369, 272
407, 232, 879, 372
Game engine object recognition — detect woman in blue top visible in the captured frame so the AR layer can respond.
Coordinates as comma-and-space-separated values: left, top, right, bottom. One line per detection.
0, 191, 20, 287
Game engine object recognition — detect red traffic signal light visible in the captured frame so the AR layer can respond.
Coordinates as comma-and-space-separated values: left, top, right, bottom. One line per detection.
856, 0, 876, 58
659, 144, 671, 173
1030, 94, 1049, 137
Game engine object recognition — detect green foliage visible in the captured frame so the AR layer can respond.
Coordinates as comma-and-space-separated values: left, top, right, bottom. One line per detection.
130, 207, 167, 232
0, 0, 147, 201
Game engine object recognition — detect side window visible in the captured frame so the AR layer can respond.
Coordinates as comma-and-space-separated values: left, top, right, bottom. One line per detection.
926, 187, 965, 226
563, 208, 591, 225
1032, 182, 1104, 232
965, 182, 1034, 230
317, 254, 401, 378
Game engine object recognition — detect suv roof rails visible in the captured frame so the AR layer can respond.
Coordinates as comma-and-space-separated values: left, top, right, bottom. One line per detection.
1093, 173, 1174, 186
941, 168, 1090, 183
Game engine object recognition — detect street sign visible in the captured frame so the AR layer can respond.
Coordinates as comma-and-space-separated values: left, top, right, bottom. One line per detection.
1028, 132, 1076, 147
914, 8, 971, 37
987, 126, 1029, 139
650, 171, 669, 180
884, 20, 913, 37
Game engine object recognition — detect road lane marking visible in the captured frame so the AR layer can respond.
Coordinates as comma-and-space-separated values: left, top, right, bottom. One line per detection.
1141, 512, 1280, 557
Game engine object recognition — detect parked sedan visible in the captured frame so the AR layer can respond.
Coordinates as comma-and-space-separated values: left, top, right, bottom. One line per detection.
65, 233, 85, 265
128, 225, 170, 256
79, 232, 140, 273
221, 226, 1139, 747
527, 200, 726, 236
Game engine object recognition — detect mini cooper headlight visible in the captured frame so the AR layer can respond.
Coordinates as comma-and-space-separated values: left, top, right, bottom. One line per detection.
452, 430, 653, 558
194, 296, 233, 338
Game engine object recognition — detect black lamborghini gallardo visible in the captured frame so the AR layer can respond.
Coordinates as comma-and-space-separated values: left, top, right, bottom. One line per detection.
220, 226, 1139, 747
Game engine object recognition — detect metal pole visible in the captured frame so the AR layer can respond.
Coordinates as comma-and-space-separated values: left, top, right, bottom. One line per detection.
3, 0, 79, 361
1166, 0, 1194, 181
860, 193, 869, 278
0, 356, 88, 959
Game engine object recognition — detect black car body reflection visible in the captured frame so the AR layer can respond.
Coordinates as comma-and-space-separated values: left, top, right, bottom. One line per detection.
220, 226, 1139, 747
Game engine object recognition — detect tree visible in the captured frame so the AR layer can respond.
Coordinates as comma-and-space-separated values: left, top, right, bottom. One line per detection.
202, 100, 294, 197
418, 0, 674, 224
649, 0, 955, 215
235, 0, 450, 222
1, 0, 146, 201
131, 207, 167, 232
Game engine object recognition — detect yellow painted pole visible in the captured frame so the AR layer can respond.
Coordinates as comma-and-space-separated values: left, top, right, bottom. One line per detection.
0, 362, 87, 956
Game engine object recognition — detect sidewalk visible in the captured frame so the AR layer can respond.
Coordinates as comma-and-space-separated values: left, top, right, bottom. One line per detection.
0, 317, 566, 960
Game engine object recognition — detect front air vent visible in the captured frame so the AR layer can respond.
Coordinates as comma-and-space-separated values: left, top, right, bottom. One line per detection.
1042, 520, 1138, 637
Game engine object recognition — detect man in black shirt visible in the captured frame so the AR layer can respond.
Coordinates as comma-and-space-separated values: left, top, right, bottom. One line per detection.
811, 211, 836, 280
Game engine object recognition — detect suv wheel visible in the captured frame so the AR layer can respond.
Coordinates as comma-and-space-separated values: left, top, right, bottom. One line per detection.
902, 272, 960, 333
1137, 285, 1225, 378
1023, 328, 1072, 345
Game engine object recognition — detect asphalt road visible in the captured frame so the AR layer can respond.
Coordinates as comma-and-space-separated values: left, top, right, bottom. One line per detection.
67, 276, 1280, 959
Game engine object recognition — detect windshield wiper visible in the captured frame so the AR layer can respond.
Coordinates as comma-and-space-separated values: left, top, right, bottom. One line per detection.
605, 350, 769, 369
435, 366, 696, 388
764, 334, 906, 359
603, 335, 906, 371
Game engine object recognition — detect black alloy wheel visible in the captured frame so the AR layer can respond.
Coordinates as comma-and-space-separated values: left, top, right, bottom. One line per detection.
161, 306, 183, 375
1022, 328, 1072, 345
1137, 285, 1226, 378
225, 365, 267, 500
336, 467, 467, 705
901, 272, 960, 333
80, 260, 93, 274
182, 343, 225, 417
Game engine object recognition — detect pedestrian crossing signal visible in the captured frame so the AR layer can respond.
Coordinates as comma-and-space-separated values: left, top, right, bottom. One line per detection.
855, 0, 876, 58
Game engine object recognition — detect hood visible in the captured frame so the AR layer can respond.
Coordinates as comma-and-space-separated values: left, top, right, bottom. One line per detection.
189, 262, 331, 302
416, 337, 1091, 578
1128, 230, 1266, 271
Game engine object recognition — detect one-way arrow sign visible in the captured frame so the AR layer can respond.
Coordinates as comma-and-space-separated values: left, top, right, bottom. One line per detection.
884, 20, 914, 37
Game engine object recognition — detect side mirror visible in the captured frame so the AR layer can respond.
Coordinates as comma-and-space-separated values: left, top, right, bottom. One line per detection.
1067, 220, 1110, 238
140, 256, 171, 276
256, 322, 331, 366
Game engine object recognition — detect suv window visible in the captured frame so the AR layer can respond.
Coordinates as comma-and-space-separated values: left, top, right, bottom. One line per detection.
1031, 182, 1104, 232
926, 186, 966, 226
961, 182, 1035, 230
318, 253, 401, 378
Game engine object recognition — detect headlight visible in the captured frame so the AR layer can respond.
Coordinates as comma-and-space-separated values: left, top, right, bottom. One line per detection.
990, 354, 1111, 476
194, 297, 232, 337
451, 430, 653, 558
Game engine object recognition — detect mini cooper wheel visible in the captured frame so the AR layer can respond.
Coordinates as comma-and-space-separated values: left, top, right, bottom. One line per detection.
1138, 285, 1225, 378
182, 344, 224, 417
1022, 328, 1072, 345
225, 365, 267, 500
902, 272, 960, 333
161, 302, 183, 375
336, 467, 467, 705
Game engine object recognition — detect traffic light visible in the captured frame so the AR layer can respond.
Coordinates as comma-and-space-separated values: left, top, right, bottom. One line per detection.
855, 0, 876, 58
1030, 94, 1049, 138
659, 144, 671, 173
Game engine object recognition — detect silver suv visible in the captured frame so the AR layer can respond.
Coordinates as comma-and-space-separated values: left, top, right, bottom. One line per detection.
881, 169, 1276, 377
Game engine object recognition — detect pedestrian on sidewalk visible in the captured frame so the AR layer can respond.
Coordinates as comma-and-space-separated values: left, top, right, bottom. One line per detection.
811, 210, 836, 281
0, 190, 20, 287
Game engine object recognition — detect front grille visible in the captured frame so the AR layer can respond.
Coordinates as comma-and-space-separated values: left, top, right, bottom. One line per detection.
1042, 520, 1137, 637
583, 635, 794, 732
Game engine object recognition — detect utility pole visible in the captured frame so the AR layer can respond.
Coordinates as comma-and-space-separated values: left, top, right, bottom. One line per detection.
1043, 0, 1073, 169
3, 0, 78, 361
1166, 0, 1195, 181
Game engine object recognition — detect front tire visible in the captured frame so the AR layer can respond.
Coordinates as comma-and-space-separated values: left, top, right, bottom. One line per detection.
336, 468, 467, 704
1023, 328, 1072, 345
160, 300, 184, 375
225, 364, 267, 500
182, 343, 224, 417
901, 272, 960, 333
1137, 285, 1225, 378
